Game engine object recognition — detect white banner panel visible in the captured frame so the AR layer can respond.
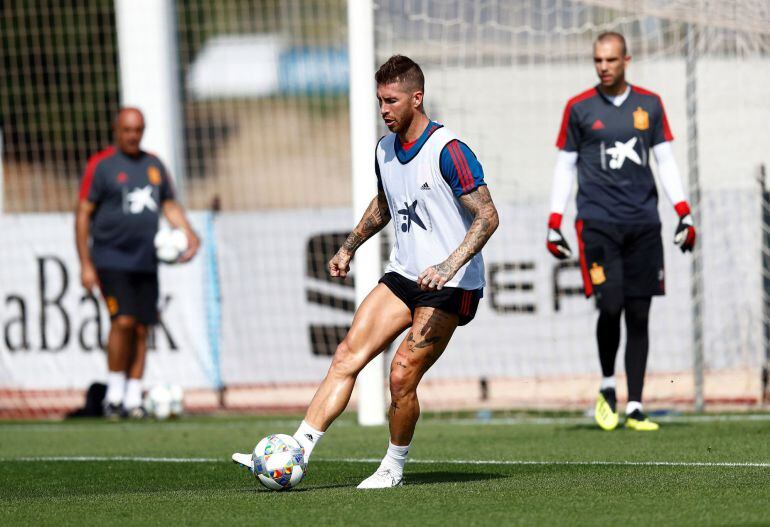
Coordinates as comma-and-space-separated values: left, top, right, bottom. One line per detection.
217, 209, 355, 385
2, 191, 761, 393
0, 213, 213, 389
216, 192, 763, 386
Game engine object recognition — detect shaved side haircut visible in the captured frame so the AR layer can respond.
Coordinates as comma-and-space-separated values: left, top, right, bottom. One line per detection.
375, 55, 425, 92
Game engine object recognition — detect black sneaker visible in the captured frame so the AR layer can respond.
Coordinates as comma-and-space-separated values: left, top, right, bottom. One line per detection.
103, 403, 123, 421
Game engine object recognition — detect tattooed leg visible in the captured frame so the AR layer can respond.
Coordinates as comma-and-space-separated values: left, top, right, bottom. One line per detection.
388, 307, 459, 445
304, 284, 411, 431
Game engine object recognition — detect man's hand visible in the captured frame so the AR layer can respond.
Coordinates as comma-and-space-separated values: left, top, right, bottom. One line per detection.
417, 261, 455, 291
81, 262, 99, 292
546, 213, 572, 260
162, 200, 202, 263
674, 202, 696, 253
329, 248, 353, 278
547, 227, 572, 259
178, 230, 201, 263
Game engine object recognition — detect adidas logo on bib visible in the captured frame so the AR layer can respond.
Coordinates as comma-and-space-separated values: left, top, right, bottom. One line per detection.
420, 182, 431, 190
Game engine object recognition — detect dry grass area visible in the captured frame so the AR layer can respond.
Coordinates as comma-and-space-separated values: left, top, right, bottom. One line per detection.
186, 99, 352, 210
3, 98, 353, 212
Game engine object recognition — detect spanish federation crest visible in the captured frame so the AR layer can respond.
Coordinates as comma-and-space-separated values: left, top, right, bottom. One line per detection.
147, 165, 162, 186
589, 263, 606, 285
633, 107, 649, 131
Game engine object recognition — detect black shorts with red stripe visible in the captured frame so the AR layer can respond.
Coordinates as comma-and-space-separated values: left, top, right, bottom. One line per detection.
379, 272, 482, 326
575, 219, 664, 310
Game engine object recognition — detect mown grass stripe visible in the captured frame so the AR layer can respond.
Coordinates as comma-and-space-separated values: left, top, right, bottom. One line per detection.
7, 456, 770, 468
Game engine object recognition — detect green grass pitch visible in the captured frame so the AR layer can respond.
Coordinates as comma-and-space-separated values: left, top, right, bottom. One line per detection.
1, 413, 769, 526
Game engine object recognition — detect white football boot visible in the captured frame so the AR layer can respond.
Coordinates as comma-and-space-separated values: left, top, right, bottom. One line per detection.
231, 452, 253, 472
356, 468, 404, 489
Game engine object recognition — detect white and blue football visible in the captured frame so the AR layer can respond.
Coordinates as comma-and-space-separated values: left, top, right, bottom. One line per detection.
251, 434, 306, 491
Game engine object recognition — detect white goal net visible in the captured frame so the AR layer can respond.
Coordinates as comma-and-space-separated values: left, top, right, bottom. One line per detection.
372, 0, 770, 411
1, 0, 768, 417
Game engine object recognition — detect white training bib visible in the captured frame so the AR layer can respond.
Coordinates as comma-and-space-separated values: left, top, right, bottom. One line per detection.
376, 127, 485, 290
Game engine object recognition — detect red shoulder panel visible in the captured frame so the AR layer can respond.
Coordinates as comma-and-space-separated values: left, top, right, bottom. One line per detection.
79, 146, 117, 201
556, 87, 598, 149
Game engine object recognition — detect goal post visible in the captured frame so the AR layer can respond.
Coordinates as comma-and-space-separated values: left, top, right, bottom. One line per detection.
115, 0, 186, 195
684, 23, 705, 413
349, 0, 386, 426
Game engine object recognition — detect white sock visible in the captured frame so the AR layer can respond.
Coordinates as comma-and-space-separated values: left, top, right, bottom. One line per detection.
379, 441, 410, 476
105, 372, 126, 406
124, 379, 143, 410
626, 401, 643, 415
600, 376, 616, 390
293, 420, 324, 461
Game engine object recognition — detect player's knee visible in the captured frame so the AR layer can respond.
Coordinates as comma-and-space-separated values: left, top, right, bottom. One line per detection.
112, 316, 137, 332
389, 366, 417, 401
329, 340, 364, 378
626, 309, 649, 329
625, 299, 651, 331
596, 291, 623, 318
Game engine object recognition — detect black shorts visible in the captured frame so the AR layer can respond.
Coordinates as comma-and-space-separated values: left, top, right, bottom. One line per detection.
576, 219, 664, 309
379, 272, 482, 326
97, 268, 159, 325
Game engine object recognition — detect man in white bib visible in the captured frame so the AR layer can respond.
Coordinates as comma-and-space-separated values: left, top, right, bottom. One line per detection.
233, 55, 499, 489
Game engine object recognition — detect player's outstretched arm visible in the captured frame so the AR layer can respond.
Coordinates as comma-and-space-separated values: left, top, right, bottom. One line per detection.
329, 189, 391, 278
417, 186, 499, 291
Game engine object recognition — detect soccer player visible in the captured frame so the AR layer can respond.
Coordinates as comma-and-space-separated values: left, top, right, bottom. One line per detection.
233, 55, 499, 488
75, 108, 200, 419
546, 32, 696, 431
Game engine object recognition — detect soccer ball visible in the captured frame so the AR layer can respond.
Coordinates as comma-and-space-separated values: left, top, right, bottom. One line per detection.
154, 227, 188, 263
144, 385, 172, 420
144, 384, 184, 420
168, 384, 184, 417
252, 434, 307, 491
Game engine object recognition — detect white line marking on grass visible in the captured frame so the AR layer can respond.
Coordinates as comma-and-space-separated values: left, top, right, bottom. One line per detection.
6, 456, 770, 468
443, 413, 770, 426
13, 456, 221, 463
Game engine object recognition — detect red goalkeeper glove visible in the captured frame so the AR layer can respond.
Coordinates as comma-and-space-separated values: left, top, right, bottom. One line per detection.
546, 213, 572, 260
674, 202, 696, 253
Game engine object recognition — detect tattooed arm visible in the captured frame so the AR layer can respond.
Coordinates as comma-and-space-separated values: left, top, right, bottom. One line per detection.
417, 186, 499, 290
328, 189, 391, 277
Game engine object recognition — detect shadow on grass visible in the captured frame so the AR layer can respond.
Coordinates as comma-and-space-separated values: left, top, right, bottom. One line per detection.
563, 421, 690, 432
238, 482, 355, 493
290, 482, 357, 492
237, 471, 507, 492
406, 470, 508, 486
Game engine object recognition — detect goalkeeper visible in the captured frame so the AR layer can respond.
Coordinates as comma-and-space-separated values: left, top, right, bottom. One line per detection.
546, 32, 696, 431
